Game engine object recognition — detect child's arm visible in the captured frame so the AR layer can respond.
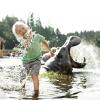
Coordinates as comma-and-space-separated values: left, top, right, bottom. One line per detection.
42, 40, 54, 56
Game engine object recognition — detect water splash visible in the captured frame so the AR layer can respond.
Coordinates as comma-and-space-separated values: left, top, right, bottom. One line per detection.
70, 42, 100, 69
0, 58, 22, 91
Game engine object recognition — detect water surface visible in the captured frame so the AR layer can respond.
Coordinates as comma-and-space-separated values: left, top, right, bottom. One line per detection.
0, 44, 100, 100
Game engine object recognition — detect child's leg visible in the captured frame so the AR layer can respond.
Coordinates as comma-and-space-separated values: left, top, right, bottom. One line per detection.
32, 74, 39, 90
32, 74, 39, 97
20, 66, 26, 84
20, 63, 30, 88
30, 60, 41, 97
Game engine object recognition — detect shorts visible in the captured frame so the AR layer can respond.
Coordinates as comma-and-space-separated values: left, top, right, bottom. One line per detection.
20, 60, 41, 82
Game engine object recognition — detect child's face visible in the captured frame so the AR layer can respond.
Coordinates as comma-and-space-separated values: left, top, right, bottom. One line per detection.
15, 25, 27, 37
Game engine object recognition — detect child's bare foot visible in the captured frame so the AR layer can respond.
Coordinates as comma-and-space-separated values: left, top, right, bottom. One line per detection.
32, 90, 39, 98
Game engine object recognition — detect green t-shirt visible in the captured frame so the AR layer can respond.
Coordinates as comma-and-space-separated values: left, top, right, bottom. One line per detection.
22, 34, 45, 63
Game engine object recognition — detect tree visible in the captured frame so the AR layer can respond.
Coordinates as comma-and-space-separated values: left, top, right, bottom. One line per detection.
27, 13, 35, 31
0, 16, 18, 49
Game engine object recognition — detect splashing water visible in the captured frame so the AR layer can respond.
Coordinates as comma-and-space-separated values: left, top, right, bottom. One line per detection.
0, 57, 22, 99
0, 43, 100, 100
70, 42, 100, 69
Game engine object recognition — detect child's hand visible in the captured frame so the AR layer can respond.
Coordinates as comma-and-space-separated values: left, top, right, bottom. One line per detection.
50, 51, 55, 57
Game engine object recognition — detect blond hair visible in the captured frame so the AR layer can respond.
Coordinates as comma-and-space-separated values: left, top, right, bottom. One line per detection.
12, 21, 29, 42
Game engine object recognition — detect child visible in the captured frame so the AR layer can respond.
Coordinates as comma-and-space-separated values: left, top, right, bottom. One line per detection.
12, 21, 53, 97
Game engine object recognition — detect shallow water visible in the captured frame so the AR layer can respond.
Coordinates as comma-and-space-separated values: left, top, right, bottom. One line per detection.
0, 44, 100, 100
0, 58, 100, 100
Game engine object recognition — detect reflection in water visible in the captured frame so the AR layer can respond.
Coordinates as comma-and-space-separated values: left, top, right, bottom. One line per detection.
47, 70, 100, 99
44, 73, 83, 99
0, 44, 100, 100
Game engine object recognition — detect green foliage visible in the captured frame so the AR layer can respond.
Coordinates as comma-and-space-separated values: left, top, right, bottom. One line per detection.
40, 71, 72, 82
0, 16, 18, 49
0, 14, 67, 49
67, 30, 100, 47
27, 13, 67, 47
0, 14, 100, 49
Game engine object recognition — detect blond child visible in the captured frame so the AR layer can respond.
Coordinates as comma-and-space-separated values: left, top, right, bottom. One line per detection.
12, 21, 53, 97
